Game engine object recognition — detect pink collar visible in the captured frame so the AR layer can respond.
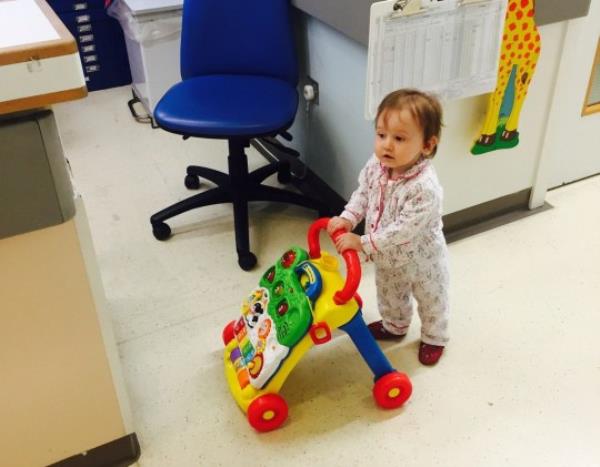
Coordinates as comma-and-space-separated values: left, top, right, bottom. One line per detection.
379, 157, 429, 182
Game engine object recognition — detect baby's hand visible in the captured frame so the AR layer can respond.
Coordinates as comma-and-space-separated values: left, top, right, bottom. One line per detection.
327, 216, 352, 236
334, 233, 363, 254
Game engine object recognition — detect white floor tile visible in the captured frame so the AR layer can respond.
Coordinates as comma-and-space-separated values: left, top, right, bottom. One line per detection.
55, 87, 600, 467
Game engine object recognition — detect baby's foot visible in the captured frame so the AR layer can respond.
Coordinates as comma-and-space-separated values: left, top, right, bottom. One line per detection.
419, 342, 444, 365
368, 321, 406, 341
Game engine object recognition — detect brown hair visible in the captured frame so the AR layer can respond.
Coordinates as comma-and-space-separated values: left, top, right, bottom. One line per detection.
375, 89, 443, 157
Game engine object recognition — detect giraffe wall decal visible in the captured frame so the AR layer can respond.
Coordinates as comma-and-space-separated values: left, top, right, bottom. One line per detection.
471, 0, 542, 155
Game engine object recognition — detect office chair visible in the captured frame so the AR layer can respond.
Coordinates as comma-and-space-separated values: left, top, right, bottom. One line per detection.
149, 0, 326, 271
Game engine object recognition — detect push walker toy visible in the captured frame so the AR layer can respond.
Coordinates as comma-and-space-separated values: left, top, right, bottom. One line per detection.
222, 218, 412, 432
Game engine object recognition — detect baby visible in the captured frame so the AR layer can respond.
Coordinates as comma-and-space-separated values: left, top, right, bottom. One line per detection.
328, 89, 449, 365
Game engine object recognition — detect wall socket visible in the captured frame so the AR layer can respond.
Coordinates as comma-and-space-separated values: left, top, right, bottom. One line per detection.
302, 75, 319, 106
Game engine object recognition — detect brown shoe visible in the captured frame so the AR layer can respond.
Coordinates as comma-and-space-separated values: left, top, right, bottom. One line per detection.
418, 342, 444, 365
367, 321, 406, 341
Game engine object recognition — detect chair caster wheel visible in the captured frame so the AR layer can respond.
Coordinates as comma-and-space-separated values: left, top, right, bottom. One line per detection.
152, 222, 171, 241
238, 252, 257, 271
184, 174, 201, 189
277, 161, 292, 184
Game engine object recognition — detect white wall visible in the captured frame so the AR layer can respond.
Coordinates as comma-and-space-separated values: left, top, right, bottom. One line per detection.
291, 14, 374, 200
292, 14, 567, 215
434, 20, 565, 213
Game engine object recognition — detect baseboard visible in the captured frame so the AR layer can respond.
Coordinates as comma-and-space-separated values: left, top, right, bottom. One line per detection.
252, 138, 551, 241
49, 433, 140, 467
443, 190, 552, 243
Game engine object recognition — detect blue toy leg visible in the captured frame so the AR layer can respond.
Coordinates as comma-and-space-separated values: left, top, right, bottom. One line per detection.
340, 311, 395, 381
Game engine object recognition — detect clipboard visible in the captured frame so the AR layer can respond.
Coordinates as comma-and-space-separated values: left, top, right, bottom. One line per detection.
365, 0, 507, 120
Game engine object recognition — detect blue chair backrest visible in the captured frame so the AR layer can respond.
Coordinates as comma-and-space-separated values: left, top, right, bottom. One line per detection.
180, 0, 298, 87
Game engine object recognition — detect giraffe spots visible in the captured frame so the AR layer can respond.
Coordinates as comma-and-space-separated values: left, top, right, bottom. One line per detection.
528, 8, 534, 17
528, 42, 534, 50
513, 34, 519, 41
509, 2, 517, 11
516, 10, 523, 20
525, 53, 530, 59
521, 0, 529, 7
509, 22, 516, 31
518, 42, 524, 50
524, 33, 531, 42
507, 43, 512, 50
522, 22, 529, 31
535, 47, 540, 53
536, 33, 541, 42
511, 51, 516, 58
503, 34, 508, 41
520, 72, 529, 85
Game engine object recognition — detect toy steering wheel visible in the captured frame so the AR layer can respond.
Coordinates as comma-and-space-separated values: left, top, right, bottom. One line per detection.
307, 218, 361, 305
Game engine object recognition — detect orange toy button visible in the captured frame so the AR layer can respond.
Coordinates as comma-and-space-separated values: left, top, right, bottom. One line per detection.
237, 369, 250, 389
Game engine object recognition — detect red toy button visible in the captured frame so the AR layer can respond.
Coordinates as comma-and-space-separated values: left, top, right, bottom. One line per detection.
310, 322, 331, 345
281, 250, 296, 268
277, 301, 289, 316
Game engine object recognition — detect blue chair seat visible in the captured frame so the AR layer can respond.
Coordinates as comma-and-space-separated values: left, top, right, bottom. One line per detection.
154, 74, 298, 138
150, 0, 326, 270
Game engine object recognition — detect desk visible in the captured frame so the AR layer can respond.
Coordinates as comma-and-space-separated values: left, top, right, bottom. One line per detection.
0, 1, 139, 465
287, 0, 594, 229
0, 0, 87, 114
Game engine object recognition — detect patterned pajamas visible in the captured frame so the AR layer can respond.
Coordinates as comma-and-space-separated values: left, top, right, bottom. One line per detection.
340, 156, 450, 346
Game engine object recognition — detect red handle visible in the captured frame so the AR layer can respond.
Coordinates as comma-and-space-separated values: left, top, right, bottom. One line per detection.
307, 218, 361, 305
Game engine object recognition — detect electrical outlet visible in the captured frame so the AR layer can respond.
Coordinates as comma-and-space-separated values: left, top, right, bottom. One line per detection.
302, 76, 319, 106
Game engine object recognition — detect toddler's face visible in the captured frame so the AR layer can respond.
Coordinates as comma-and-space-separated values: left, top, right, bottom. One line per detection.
374, 108, 437, 175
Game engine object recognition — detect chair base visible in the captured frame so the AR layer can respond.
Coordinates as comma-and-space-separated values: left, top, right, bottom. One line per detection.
150, 138, 329, 270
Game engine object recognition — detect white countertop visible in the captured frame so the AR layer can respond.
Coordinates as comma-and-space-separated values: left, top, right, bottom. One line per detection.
0, 0, 59, 49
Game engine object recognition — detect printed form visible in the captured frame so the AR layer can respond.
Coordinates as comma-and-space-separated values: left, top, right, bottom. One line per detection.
366, 0, 507, 119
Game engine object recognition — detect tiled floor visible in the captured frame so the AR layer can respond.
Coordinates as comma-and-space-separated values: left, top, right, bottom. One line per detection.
55, 86, 600, 467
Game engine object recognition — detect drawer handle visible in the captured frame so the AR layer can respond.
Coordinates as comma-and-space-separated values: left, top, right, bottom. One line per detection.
78, 34, 94, 43
76, 14, 91, 23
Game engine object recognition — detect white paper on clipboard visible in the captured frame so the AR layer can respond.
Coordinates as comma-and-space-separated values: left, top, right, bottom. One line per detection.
365, 0, 507, 120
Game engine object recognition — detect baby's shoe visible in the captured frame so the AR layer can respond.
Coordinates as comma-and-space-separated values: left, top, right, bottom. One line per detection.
367, 321, 406, 341
418, 342, 444, 365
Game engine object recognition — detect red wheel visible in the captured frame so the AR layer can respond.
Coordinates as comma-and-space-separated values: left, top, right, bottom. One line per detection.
222, 320, 236, 346
247, 394, 288, 432
373, 372, 412, 409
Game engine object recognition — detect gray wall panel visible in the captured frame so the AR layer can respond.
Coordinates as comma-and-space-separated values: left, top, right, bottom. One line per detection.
292, 0, 592, 46
535, 0, 591, 26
